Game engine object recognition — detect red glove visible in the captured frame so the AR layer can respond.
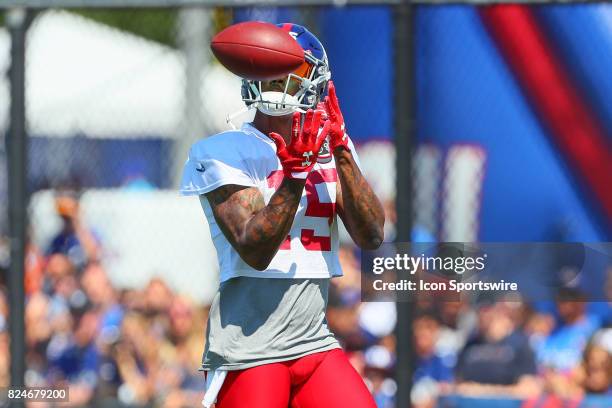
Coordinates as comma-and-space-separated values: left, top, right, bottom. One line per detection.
323, 81, 351, 153
269, 109, 330, 180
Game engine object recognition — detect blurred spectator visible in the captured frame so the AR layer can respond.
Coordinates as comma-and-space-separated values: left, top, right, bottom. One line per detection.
575, 341, 611, 395
524, 308, 555, 356
363, 345, 396, 408
167, 295, 207, 393
413, 311, 453, 384
113, 312, 156, 404
42, 253, 75, 296
42, 254, 90, 324
333, 246, 362, 305
47, 311, 100, 404
327, 293, 364, 350
144, 277, 174, 315
411, 310, 453, 408
592, 327, 612, 355
25, 236, 45, 296
120, 288, 147, 312
81, 263, 123, 342
16, 263, 210, 406
537, 288, 600, 374
347, 350, 367, 378
328, 247, 369, 349
3, 209, 611, 407
54, 262, 89, 313
542, 337, 611, 400
142, 277, 175, 341
48, 189, 100, 267
455, 302, 540, 398
359, 301, 397, 345
436, 300, 477, 362
25, 292, 53, 354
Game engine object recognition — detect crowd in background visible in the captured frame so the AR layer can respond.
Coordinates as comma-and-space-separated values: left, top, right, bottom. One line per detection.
336, 248, 612, 407
0, 191, 206, 406
0, 190, 611, 408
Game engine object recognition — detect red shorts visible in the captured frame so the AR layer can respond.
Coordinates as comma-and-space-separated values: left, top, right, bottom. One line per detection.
214, 348, 377, 408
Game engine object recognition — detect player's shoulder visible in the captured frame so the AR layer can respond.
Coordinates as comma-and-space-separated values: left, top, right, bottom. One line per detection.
189, 129, 251, 155
189, 126, 274, 160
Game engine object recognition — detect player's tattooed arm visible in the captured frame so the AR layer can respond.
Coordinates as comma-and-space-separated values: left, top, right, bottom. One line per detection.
323, 80, 384, 249
335, 149, 385, 250
204, 109, 325, 270
204, 179, 306, 271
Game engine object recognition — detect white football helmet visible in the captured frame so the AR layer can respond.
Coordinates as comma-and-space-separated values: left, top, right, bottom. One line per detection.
227, 23, 331, 126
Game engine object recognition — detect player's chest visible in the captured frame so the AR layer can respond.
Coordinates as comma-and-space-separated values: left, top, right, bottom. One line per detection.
261, 165, 338, 219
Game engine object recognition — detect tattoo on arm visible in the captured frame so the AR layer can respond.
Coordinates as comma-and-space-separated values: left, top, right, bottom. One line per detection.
335, 149, 385, 249
205, 179, 306, 270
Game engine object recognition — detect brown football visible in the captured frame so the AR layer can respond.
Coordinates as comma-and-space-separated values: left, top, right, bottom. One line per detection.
210, 21, 305, 80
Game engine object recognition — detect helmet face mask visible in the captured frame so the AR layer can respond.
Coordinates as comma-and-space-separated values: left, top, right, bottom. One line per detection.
240, 24, 331, 117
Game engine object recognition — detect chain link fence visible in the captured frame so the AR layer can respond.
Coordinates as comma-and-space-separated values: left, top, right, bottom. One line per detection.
0, 4, 399, 406
411, 5, 612, 408
3, 3, 612, 407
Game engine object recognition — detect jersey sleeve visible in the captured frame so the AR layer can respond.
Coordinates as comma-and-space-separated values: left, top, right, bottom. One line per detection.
180, 137, 257, 196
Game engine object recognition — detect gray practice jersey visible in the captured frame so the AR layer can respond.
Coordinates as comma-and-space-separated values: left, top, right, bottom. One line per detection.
201, 276, 340, 371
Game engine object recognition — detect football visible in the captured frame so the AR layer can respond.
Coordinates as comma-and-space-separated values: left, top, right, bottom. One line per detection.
210, 21, 305, 80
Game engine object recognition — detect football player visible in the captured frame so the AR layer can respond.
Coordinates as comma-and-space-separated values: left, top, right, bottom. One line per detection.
181, 23, 384, 408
